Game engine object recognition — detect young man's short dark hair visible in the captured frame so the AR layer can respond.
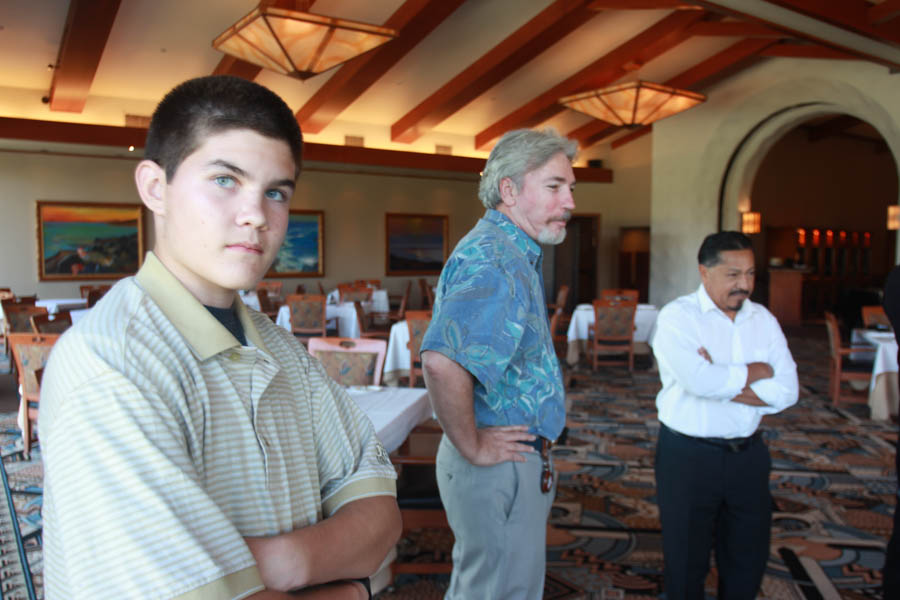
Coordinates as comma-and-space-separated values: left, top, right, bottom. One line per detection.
144, 75, 304, 180
697, 231, 753, 267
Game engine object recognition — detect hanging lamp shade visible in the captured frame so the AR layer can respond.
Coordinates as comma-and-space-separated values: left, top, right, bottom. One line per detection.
213, 5, 397, 80
560, 80, 706, 127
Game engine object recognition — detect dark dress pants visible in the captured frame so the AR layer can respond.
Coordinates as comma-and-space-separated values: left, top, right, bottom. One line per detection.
655, 424, 772, 600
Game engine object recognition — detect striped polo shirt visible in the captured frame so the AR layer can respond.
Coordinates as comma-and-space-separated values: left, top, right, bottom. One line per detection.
40, 252, 397, 599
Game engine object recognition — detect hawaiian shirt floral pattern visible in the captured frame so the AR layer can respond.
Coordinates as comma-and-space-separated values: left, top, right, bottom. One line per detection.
421, 209, 565, 441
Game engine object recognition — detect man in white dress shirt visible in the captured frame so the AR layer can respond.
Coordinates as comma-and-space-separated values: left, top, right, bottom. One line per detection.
650, 231, 798, 600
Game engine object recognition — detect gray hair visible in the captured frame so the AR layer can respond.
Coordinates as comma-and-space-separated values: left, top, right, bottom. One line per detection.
478, 128, 578, 209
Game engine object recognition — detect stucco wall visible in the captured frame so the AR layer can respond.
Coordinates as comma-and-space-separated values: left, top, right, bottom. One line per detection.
650, 58, 900, 307
0, 147, 647, 304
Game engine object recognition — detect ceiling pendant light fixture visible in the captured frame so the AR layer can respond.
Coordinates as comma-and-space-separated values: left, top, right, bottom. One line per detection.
560, 80, 706, 127
213, 3, 397, 80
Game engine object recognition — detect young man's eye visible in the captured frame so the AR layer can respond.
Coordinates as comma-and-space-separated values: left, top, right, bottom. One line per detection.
265, 189, 288, 202
214, 175, 236, 188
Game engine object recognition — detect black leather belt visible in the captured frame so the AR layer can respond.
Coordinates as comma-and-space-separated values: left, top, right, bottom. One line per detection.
663, 424, 761, 453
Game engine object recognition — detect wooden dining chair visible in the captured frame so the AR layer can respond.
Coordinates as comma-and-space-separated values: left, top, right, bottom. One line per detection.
4, 304, 48, 366
548, 308, 571, 362
31, 310, 73, 334
862, 305, 891, 329
589, 298, 637, 372
317, 281, 327, 296
86, 289, 107, 308
375, 280, 411, 324
283, 294, 327, 346
339, 284, 372, 304
353, 301, 391, 340
80, 284, 110, 299
308, 337, 387, 386
417, 279, 435, 309
600, 288, 639, 303
547, 284, 570, 315
255, 290, 280, 321
824, 311, 876, 408
257, 280, 283, 302
8, 332, 61, 457
405, 310, 432, 387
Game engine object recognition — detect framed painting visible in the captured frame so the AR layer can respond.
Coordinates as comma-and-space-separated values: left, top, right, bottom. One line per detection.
36, 201, 144, 281
385, 213, 448, 275
267, 210, 325, 278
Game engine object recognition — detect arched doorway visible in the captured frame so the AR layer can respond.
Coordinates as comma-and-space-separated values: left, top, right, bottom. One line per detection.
746, 115, 897, 325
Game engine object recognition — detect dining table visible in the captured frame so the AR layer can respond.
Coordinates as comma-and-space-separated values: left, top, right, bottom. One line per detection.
346, 385, 432, 453
565, 303, 659, 366
852, 328, 899, 421
273, 289, 390, 338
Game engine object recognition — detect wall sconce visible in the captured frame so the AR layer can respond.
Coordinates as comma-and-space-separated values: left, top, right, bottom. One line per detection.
741, 211, 761, 234
888, 205, 900, 230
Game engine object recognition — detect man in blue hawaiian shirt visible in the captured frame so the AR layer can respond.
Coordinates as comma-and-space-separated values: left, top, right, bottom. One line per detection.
420, 128, 576, 599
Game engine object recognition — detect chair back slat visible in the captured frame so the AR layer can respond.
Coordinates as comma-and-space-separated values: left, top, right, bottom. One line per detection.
5, 305, 49, 334
600, 288, 639, 303
823, 311, 841, 359
405, 310, 432, 387
284, 294, 326, 333
308, 337, 387, 386
31, 310, 73, 334
8, 333, 61, 396
862, 305, 890, 329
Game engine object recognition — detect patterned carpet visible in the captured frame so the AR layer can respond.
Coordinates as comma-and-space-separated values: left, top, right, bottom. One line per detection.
379, 326, 898, 599
1, 326, 896, 599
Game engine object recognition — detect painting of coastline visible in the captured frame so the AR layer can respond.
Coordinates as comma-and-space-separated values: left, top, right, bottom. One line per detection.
267, 210, 324, 277
385, 213, 447, 275
37, 201, 144, 281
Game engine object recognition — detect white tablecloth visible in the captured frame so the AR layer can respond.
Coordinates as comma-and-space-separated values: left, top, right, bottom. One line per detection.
276, 302, 359, 338
855, 329, 899, 420
328, 289, 389, 313
565, 303, 658, 366
384, 321, 411, 386
347, 386, 431, 453
36, 298, 87, 314
238, 290, 261, 311
70, 308, 90, 325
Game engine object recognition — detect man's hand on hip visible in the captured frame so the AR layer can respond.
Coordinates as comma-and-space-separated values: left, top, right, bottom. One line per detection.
465, 425, 535, 466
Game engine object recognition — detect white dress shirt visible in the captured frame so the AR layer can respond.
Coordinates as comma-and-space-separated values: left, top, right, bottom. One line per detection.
650, 284, 798, 439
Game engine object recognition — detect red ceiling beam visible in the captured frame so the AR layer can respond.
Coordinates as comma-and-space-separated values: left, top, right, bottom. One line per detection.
574, 37, 775, 149
212, 55, 262, 80
691, 1, 900, 70
587, 0, 702, 9
758, 42, 859, 59
48, 0, 122, 113
296, 0, 466, 134
391, 0, 597, 144
687, 21, 783, 37
869, 0, 900, 25
474, 10, 706, 151
760, 0, 900, 44
610, 126, 652, 150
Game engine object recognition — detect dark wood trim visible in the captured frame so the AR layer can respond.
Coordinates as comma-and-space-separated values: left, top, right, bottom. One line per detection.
0, 117, 614, 181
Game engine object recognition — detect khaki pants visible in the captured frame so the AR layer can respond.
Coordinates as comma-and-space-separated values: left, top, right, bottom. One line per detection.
436, 435, 556, 600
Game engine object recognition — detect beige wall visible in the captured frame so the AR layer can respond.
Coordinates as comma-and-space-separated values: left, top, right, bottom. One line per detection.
0, 148, 649, 305
650, 58, 900, 307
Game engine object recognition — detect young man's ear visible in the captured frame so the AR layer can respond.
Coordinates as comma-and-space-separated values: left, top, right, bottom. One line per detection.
498, 177, 517, 207
134, 160, 167, 216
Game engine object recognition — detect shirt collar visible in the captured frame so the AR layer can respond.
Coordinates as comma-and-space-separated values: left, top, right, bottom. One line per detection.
483, 209, 543, 266
696, 283, 755, 321
135, 252, 268, 360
